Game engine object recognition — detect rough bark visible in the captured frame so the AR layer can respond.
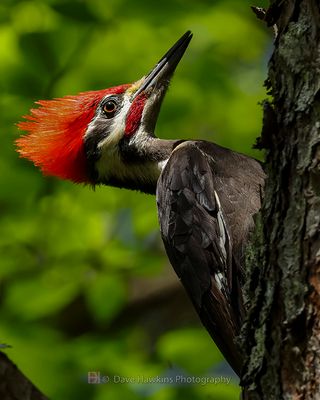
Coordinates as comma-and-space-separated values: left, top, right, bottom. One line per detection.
0, 352, 47, 400
242, 1, 320, 399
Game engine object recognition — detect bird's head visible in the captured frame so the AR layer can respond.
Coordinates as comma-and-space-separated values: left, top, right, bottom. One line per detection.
16, 31, 192, 190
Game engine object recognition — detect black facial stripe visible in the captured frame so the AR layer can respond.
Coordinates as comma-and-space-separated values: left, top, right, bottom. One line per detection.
84, 133, 102, 182
118, 138, 145, 163
118, 137, 179, 164
84, 93, 125, 182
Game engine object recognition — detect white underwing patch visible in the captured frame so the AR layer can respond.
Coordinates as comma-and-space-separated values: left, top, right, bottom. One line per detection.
214, 272, 225, 292
214, 190, 228, 262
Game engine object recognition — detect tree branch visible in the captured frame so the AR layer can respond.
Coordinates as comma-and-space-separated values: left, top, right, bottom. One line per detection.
0, 352, 48, 400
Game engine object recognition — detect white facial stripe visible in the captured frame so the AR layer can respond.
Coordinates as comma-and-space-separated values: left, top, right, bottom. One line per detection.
84, 94, 131, 147
84, 90, 165, 185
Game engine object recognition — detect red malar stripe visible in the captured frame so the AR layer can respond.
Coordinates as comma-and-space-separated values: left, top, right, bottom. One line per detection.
125, 93, 147, 137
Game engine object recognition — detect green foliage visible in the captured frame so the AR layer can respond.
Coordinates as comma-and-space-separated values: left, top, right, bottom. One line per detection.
0, 0, 270, 398
157, 328, 223, 375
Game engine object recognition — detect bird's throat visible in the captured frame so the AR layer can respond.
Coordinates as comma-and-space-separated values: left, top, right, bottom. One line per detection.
96, 138, 178, 194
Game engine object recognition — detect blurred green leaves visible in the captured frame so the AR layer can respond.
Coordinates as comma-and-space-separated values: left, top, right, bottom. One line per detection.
85, 273, 127, 324
157, 328, 223, 375
50, 1, 103, 24
0, 0, 270, 399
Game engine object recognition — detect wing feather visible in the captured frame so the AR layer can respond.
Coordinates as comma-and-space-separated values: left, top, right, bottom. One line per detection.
156, 141, 265, 375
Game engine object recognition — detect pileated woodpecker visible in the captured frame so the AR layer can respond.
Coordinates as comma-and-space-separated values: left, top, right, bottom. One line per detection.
16, 31, 265, 376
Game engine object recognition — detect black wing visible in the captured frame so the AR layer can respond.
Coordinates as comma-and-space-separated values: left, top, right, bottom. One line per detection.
156, 141, 265, 375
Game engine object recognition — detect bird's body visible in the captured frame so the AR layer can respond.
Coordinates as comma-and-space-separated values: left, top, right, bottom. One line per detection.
157, 140, 264, 374
16, 31, 265, 377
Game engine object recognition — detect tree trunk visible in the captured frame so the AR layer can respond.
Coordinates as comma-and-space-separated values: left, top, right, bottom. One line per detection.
242, 1, 320, 398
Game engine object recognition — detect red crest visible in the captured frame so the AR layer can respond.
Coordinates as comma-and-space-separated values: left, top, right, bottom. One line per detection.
16, 85, 129, 183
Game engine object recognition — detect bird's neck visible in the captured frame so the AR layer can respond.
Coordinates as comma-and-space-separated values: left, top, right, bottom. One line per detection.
96, 137, 182, 194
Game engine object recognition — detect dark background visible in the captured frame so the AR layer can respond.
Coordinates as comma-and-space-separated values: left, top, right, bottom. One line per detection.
0, 0, 269, 398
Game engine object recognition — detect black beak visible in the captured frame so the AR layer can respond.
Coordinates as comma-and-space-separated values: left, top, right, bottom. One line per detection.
134, 31, 193, 98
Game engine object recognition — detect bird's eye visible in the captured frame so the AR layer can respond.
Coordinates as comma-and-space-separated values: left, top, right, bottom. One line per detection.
103, 100, 117, 117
